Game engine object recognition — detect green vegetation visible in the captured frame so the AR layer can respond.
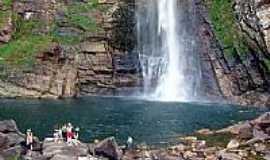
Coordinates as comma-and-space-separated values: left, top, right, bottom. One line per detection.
248, 155, 265, 160
0, 35, 52, 67
52, 0, 106, 45
0, 0, 108, 69
205, 0, 249, 58
7, 155, 21, 160
64, 1, 99, 32
67, 14, 97, 32
0, 16, 52, 68
195, 133, 234, 147
51, 32, 82, 45
264, 59, 270, 70
2, 0, 12, 7
0, 0, 13, 28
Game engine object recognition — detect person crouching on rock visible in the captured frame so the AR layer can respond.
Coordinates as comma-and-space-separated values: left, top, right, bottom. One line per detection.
26, 129, 33, 151
66, 123, 74, 144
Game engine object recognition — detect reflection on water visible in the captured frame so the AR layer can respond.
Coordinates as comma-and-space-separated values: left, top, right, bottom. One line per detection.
0, 97, 267, 146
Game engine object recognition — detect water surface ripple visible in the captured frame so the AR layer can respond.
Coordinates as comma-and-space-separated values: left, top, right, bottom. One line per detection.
0, 97, 267, 146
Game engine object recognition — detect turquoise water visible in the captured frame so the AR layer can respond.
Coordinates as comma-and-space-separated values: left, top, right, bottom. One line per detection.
0, 97, 267, 146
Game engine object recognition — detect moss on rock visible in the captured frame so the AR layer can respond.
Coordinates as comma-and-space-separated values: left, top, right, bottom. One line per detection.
195, 132, 234, 147
0, 15, 53, 68
0, 0, 108, 68
205, 0, 249, 59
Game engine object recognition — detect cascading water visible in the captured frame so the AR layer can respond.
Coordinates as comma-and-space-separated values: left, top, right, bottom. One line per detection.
136, 0, 201, 102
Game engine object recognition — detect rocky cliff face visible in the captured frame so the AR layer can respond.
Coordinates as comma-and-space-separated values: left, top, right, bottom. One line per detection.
0, 0, 141, 98
197, 0, 270, 106
0, 0, 269, 107
234, 0, 270, 56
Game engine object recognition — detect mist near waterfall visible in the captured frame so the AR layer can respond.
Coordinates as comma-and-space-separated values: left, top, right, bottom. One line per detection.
136, 0, 201, 102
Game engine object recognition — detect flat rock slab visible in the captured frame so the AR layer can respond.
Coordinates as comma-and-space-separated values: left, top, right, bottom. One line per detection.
43, 139, 89, 158
50, 154, 77, 160
51, 154, 104, 160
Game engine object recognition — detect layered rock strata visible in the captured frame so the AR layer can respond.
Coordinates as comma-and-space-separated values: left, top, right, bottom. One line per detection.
0, 0, 141, 99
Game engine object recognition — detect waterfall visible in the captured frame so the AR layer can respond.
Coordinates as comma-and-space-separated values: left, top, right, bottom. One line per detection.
136, 0, 201, 102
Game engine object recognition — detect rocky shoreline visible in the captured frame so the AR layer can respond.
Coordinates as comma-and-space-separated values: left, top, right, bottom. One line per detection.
0, 112, 269, 160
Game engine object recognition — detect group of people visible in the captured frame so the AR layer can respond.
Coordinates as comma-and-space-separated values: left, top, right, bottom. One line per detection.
25, 122, 81, 151
53, 122, 80, 145
25, 123, 134, 152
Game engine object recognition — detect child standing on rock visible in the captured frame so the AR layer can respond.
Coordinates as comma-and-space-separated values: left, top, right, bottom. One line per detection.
26, 129, 33, 150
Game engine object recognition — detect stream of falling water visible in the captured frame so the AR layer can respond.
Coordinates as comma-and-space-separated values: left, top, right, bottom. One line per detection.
137, 0, 201, 102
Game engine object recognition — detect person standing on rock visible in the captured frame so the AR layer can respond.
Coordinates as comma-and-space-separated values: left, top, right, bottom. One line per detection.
66, 123, 74, 144
126, 136, 133, 150
58, 127, 63, 142
62, 124, 67, 141
26, 129, 33, 151
74, 127, 80, 139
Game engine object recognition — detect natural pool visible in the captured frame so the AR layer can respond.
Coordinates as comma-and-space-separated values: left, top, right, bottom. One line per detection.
0, 96, 267, 146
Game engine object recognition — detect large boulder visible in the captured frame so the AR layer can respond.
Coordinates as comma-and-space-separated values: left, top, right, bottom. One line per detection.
50, 154, 77, 160
0, 132, 8, 150
252, 112, 270, 128
252, 128, 269, 141
0, 120, 19, 133
42, 139, 89, 158
21, 151, 47, 160
226, 139, 240, 149
218, 151, 242, 160
0, 120, 25, 151
6, 133, 24, 147
94, 137, 123, 160
237, 122, 253, 139
1, 145, 24, 159
217, 121, 253, 139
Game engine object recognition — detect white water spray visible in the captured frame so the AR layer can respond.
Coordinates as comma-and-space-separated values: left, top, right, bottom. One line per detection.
137, 0, 200, 102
